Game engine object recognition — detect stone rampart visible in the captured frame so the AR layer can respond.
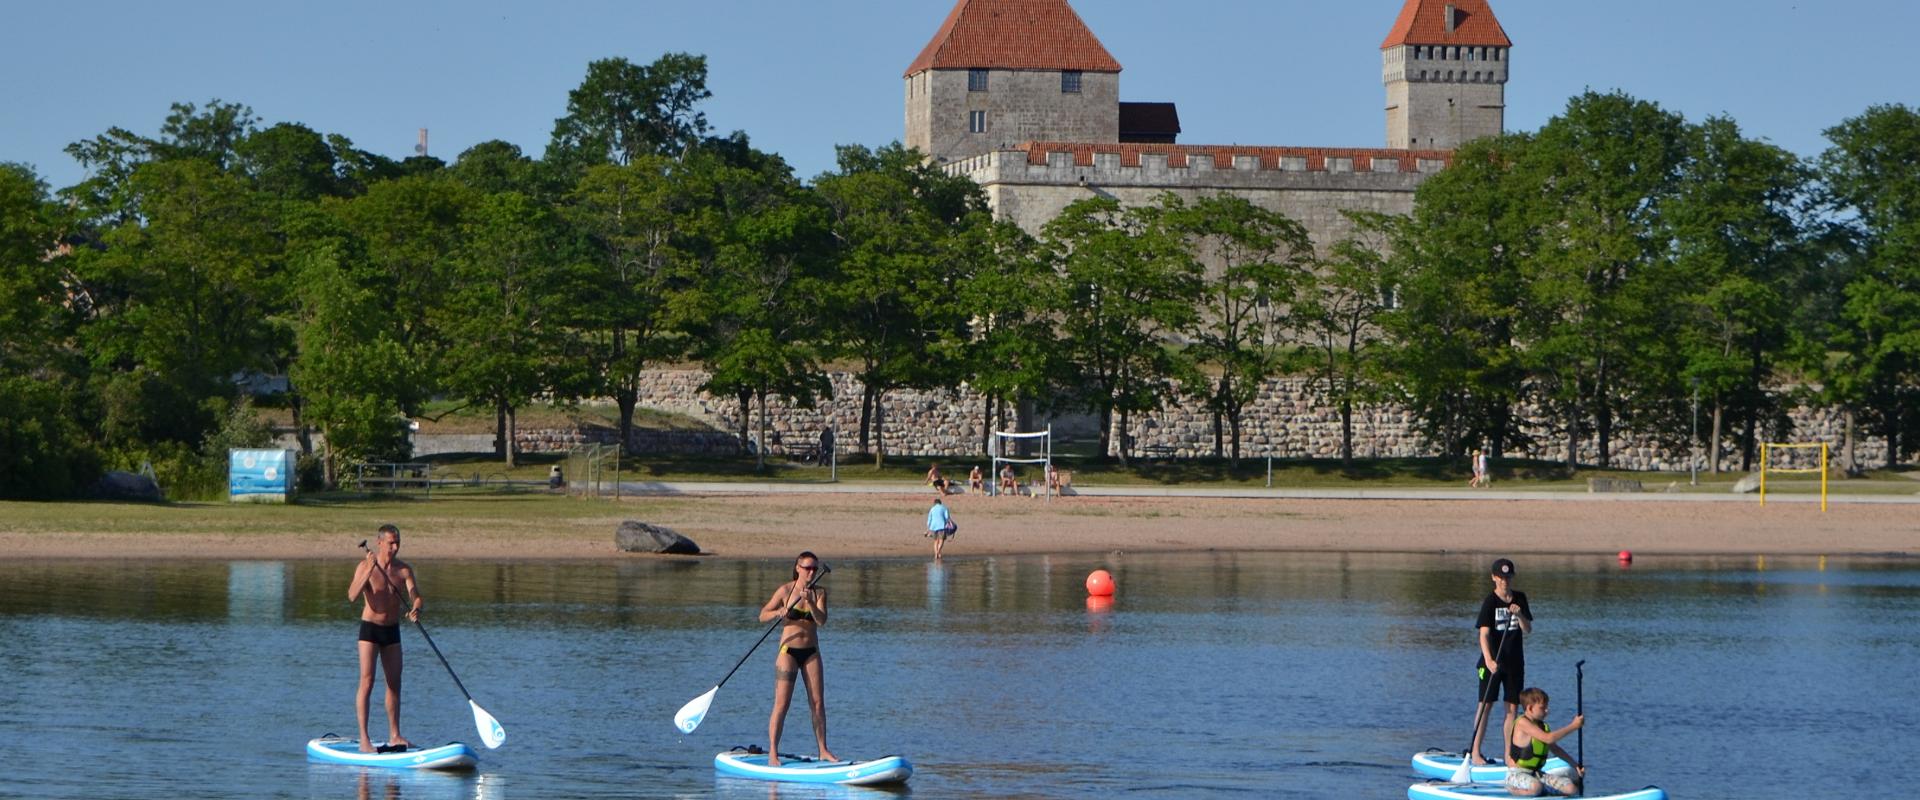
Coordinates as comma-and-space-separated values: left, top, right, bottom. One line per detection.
515, 369, 1894, 472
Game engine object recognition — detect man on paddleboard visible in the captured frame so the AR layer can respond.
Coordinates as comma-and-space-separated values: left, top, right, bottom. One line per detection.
348, 524, 422, 753
1471, 557, 1532, 765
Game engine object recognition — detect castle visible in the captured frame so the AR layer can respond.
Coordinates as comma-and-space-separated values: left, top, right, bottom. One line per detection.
904, 0, 1513, 247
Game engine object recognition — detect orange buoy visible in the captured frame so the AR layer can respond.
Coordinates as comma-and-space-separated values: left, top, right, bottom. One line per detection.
1085, 569, 1115, 597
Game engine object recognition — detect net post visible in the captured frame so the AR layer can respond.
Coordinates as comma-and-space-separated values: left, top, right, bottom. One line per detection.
1821, 442, 1829, 512
1759, 443, 1768, 506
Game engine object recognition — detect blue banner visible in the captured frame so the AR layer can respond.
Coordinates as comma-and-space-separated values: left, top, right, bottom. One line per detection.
229, 449, 294, 499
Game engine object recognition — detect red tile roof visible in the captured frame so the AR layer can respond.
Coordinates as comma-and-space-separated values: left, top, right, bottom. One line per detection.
1381, 0, 1511, 49
905, 0, 1122, 78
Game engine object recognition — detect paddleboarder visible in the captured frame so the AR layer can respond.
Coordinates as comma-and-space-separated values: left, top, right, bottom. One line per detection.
1506, 687, 1584, 796
349, 524, 422, 753
1470, 557, 1532, 765
758, 551, 837, 766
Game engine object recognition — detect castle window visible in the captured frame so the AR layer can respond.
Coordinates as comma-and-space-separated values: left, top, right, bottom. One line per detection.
1062, 70, 1082, 93
968, 69, 988, 92
1467, 49, 1477, 62
969, 110, 987, 134
1494, 49, 1503, 62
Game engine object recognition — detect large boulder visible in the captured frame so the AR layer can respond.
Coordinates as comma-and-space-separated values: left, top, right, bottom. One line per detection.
89, 471, 163, 502
615, 520, 700, 555
1731, 473, 1762, 494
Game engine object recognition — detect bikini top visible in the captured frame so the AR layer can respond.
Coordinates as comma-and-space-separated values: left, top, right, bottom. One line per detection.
785, 604, 815, 622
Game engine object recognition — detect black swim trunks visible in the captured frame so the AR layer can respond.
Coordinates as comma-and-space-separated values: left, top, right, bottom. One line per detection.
358, 621, 401, 647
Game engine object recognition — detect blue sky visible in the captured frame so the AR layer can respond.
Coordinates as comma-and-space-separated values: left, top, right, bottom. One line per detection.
3, 1, 1910, 190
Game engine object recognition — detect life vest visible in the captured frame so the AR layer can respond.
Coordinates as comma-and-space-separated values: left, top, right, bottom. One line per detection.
1510, 721, 1550, 771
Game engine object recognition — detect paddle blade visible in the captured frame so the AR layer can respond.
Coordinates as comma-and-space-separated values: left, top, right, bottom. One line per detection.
1449, 757, 1474, 784
470, 699, 506, 749
675, 686, 718, 734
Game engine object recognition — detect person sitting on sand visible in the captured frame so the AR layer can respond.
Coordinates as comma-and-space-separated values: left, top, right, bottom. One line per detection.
348, 525, 421, 753
926, 463, 953, 496
1505, 687, 1584, 797
968, 465, 985, 493
998, 464, 1017, 496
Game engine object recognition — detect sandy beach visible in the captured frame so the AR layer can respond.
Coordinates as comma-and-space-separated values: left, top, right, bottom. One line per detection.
3, 490, 1914, 560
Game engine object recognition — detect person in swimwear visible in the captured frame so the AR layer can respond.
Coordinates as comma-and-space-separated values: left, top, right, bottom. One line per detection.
1505, 687, 1584, 796
759, 551, 837, 766
348, 524, 422, 753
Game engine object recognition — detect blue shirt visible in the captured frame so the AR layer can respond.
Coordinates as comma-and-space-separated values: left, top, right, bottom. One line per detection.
927, 503, 952, 532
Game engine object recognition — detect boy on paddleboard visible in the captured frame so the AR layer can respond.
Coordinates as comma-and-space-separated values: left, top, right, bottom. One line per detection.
348, 524, 422, 753
1471, 557, 1532, 765
1506, 687, 1584, 796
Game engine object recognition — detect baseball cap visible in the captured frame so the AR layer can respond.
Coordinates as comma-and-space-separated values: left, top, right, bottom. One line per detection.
1491, 558, 1515, 577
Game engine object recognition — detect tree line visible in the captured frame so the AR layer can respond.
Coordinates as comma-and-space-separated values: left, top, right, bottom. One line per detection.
2, 52, 1916, 499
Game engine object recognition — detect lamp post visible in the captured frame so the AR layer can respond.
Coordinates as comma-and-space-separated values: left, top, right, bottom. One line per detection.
1690, 377, 1700, 486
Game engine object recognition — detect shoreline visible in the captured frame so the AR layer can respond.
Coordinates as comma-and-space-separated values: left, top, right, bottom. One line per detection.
4, 492, 1914, 561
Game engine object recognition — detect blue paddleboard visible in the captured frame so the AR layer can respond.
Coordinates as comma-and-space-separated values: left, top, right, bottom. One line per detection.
1409, 781, 1667, 800
306, 736, 478, 770
713, 749, 912, 785
1411, 750, 1572, 782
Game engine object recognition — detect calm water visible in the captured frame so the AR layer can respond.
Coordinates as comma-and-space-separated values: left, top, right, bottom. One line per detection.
2, 552, 1915, 799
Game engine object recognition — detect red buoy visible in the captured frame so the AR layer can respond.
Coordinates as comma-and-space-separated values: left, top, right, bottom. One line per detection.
1618, 550, 1634, 564
1085, 569, 1115, 597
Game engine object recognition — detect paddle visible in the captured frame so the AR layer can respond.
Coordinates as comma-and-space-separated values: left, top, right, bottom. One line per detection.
675, 563, 831, 734
1450, 612, 1517, 783
359, 541, 507, 749
1575, 659, 1586, 781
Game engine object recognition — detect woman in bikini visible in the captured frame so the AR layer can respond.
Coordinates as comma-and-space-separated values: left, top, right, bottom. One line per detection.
759, 551, 838, 765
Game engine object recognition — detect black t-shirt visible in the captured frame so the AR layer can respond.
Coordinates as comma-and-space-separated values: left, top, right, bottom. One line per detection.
1475, 590, 1532, 665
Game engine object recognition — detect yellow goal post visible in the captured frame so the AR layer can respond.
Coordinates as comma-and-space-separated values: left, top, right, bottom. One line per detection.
1759, 442, 1828, 512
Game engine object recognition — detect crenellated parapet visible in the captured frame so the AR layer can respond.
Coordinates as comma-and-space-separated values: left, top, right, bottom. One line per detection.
945, 143, 1452, 246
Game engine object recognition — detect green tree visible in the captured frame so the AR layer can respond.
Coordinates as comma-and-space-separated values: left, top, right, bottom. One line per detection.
1816, 104, 1920, 468
74, 159, 281, 447
814, 143, 983, 464
1160, 193, 1313, 460
436, 191, 575, 466
1044, 196, 1200, 463
1523, 91, 1690, 468
0, 163, 99, 497
1667, 116, 1810, 472
954, 218, 1057, 453
288, 243, 420, 486
1385, 134, 1539, 459
674, 146, 834, 469
565, 156, 695, 452
547, 54, 713, 176
329, 173, 477, 408
1298, 211, 1398, 466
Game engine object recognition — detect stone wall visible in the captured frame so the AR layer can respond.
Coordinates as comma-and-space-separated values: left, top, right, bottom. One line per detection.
951, 144, 1449, 252
563, 369, 1896, 472
908, 68, 1120, 165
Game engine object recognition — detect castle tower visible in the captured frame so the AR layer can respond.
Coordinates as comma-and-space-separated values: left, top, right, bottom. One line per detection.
1382, 0, 1511, 150
905, 0, 1122, 164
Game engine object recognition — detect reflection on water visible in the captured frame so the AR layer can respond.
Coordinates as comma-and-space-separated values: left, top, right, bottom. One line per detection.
1, 552, 1915, 799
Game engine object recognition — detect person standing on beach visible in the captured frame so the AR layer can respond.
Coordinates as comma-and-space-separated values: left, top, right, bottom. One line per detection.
1469, 449, 1487, 487
348, 524, 421, 752
925, 498, 957, 561
1470, 557, 1532, 765
759, 552, 837, 766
